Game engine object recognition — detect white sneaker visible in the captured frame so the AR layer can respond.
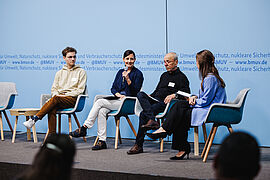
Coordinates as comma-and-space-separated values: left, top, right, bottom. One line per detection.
23, 118, 36, 129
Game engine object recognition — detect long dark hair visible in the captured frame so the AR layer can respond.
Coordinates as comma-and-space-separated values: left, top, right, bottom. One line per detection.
17, 134, 76, 180
123, 49, 136, 59
196, 50, 225, 91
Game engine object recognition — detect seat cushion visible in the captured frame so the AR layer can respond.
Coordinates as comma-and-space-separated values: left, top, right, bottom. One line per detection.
58, 108, 73, 112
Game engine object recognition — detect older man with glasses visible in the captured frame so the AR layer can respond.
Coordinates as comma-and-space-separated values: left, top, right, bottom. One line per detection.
127, 52, 190, 154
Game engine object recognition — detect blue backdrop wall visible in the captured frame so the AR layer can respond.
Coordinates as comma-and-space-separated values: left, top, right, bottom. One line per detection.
0, 0, 269, 146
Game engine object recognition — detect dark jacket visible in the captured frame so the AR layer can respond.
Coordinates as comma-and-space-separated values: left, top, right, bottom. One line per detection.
111, 67, 144, 97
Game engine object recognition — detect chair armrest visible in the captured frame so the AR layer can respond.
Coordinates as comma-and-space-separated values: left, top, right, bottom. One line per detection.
73, 94, 88, 112
209, 102, 241, 109
155, 99, 178, 119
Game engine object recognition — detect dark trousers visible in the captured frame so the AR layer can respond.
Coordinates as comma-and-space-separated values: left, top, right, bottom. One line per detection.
36, 96, 77, 134
162, 100, 192, 151
135, 91, 166, 147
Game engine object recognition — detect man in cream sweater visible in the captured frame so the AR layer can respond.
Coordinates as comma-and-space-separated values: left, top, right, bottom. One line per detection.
23, 47, 87, 135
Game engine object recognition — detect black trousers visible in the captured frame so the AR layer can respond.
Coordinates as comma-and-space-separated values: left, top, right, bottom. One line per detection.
162, 100, 192, 151
135, 91, 166, 147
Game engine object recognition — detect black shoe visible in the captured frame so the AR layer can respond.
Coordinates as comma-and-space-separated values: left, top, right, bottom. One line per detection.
69, 126, 87, 137
146, 132, 167, 140
92, 140, 107, 150
141, 119, 160, 130
127, 144, 143, 155
170, 151, 190, 160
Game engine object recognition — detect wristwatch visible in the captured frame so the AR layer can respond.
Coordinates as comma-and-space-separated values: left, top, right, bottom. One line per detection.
174, 93, 179, 99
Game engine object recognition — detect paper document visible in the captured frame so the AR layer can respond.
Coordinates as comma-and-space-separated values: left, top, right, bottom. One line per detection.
176, 90, 192, 97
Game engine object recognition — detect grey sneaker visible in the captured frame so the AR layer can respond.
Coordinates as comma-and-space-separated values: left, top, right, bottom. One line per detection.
23, 118, 36, 129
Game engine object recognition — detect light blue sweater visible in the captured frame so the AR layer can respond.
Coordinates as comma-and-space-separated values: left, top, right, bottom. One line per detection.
191, 74, 227, 126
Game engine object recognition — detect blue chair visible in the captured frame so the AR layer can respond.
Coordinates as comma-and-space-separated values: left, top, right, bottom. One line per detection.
0, 82, 17, 140
93, 96, 137, 149
201, 88, 251, 162
42, 87, 88, 142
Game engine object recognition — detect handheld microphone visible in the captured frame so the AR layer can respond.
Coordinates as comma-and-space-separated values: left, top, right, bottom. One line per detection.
123, 66, 128, 83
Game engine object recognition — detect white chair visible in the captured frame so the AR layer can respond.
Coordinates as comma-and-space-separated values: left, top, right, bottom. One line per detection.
0, 82, 17, 140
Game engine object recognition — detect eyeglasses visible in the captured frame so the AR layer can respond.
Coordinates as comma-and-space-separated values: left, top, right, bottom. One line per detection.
67, 55, 76, 59
164, 60, 174, 64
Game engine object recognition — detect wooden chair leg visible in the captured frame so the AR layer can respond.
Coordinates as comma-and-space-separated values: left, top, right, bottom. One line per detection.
125, 115, 137, 136
93, 136, 99, 146
203, 124, 218, 162
160, 138, 164, 152
29, 115, 38, 143
114, 117, 120, 149
201, 125, 214, 158
58, 114, 61, 134
32, 124, 38, 143
0, 112, 4, 141
44, 129, 49, 143
68, 114, 72, 139
3, 111, 13, 132
194, 126, 199, 156
12, 116, 18, 143
202, 123, 207, 142
157, 118, 165, 152
114, 117, 122, 144
73, 113, 86, 142
227, 124, 233, 133
26, 116, 31, 141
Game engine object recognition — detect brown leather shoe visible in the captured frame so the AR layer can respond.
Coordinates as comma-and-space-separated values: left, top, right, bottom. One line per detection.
141, 119, 160, 130
127, 144, 143, 155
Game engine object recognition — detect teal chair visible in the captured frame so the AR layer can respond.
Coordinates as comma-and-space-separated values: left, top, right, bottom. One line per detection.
0, 82, 18, 140
201, 88, 251, 162
93, 96, 137, 149
42, 87, 88, 142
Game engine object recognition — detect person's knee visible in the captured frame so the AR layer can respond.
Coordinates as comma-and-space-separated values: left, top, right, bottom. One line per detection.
95, 99, 107, 107
137, 91, 147, 100
99, 108, 110, 117
49, 95, 62, 105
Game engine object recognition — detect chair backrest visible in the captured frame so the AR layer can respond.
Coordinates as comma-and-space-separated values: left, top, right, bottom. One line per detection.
117, 97, 136, 116
206, 88, 250, 125
0, 82, 18, 110
108, 97, 137, 117
230, 88, 250, 112
73, 86, 88, 112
